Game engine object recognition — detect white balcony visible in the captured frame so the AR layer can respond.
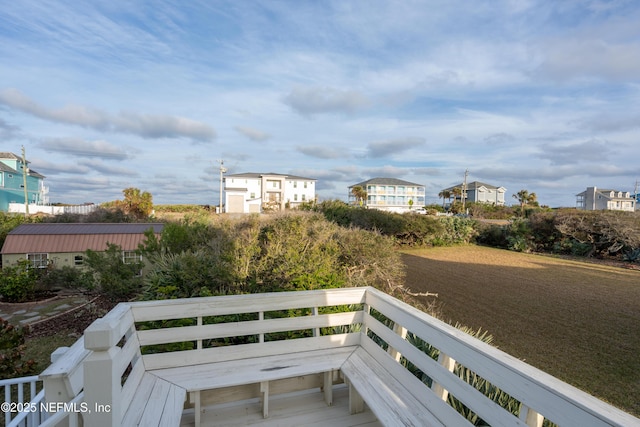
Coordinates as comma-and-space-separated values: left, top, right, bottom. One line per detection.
14, 287, 638, 426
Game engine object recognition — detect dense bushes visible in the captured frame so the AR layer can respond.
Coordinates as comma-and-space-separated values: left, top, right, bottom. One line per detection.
0, 318, 35, 378
83, 244, 144, 301
142, 212, 405, 300
306, 200, 477, 246
477, 209, 640, 261
0, 260, 47, 302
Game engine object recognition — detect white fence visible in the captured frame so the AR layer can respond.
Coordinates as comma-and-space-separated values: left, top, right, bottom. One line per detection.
0, 375, 49, 427
7, 204, 97, 216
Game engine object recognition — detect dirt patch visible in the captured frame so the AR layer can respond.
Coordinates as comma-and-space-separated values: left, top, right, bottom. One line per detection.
0, 293, 116, 337
402, 245, 640, 417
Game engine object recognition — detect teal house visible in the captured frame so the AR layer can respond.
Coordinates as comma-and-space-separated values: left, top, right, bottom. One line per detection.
0, 152, 47, 212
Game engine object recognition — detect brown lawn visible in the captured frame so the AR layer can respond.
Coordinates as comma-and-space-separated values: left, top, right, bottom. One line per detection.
401, 245, 640, 417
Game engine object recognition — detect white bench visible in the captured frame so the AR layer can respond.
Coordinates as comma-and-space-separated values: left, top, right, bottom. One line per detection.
82, 303, 188, 427
342, 346, 466, 426
152, 346, 356, 425
47, 287, 638, 427
121, 373, 186, 427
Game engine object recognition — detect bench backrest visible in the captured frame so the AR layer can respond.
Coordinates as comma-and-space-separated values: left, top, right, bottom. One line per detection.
129, 287, 368, 370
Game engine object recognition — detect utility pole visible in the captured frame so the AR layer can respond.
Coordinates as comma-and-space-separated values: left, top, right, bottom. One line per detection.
21, 146, 29, 217
218, 160, 227, 214
462, 169, 469, 213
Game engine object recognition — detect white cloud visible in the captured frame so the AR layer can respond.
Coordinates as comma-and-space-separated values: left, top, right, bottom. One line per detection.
366, 137, 426, 158
0, 89, 216, 142
38, 137, 129, 160
283, 86, 371, 116
234, 126, 271, 142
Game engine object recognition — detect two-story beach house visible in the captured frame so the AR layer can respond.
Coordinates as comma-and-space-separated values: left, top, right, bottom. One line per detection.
349, 178, 425, 213
0, 152, 48, 212
441, 181, 506, 206
224, 173, 317, 213
576, 186, 636, 211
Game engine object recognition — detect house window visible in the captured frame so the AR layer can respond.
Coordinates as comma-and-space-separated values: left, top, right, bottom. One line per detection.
294, 182, 298, 188
27, 253, 48, 269
294, 194, 298, 201
304, 182, 308, 189
122, 251, 141, 264
250, 192, 255, 199
74, 255, 84, 266
302, 194, 306, 201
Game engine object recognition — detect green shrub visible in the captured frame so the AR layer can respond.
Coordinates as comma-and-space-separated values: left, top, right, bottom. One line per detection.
0, 260, 44, 302
0, 318, 36, 378
476, 223, 509, 248
37, 266, 93, 291
83, 244, 143, 301
142, 212, 406, 299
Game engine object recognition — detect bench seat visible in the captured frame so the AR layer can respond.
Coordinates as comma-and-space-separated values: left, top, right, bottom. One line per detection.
341, 346, 467, 427
152, 346, 358, 425
121, 373, 186, 427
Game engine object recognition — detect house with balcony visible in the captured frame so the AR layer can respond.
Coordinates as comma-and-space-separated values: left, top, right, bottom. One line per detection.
224, 172, 316, 213
349, 178, 425, 213
441, 181, 506, 206
576, 186, 636, 211
0, 223, 163, 270
0, 152, 48, 212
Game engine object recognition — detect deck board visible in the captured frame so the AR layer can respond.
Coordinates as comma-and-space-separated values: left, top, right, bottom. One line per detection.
180, 385, 381, 427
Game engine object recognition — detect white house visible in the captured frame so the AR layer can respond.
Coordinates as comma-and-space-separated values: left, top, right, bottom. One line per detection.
224, 172, 316, 213
576, 186, 636, 212
441, 181, 507, 206
349, 177, 425, 213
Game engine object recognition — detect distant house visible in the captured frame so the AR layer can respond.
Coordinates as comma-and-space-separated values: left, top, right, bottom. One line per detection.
223, 173, 317, 213
441, 181, 506, 206
0, 152, 48, 212
0, 223, 163, 270
349, 178, 425, 212
576, 187, 636, 212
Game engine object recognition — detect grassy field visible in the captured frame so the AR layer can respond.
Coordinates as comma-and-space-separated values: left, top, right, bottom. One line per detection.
401, 245, 640, 416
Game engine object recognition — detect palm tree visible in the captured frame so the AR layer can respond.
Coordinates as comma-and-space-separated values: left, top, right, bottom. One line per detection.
438, 190, 451, 209
451, 187, 462, 204
512, 189, 537, 216
351, 186, 367, 207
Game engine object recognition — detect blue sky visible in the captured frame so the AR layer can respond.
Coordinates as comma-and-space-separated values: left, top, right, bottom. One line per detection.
1, 0, 639, 207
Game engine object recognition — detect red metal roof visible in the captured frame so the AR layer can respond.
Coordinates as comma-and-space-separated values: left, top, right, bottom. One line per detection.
1, 223, 164, 254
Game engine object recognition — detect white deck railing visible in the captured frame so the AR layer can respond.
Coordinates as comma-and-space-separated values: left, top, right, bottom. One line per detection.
32, 287, 639, 426
0, 375, 48, 427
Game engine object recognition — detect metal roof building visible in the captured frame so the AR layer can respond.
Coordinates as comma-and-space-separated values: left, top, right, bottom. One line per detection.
1, 223, 163, 268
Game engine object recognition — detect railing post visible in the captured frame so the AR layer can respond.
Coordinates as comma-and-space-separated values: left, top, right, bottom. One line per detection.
362, 303, 370, 336
431, 352, 456, 401
258, 311, 264, 343
83, 346, 120, 427
519, 405, 544, 427
312, 307, 320, 337
387, 323, 407, 362
83, 318, 123, 427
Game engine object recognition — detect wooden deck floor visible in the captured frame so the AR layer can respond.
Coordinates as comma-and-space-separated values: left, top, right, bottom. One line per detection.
180, 385, 382, 427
